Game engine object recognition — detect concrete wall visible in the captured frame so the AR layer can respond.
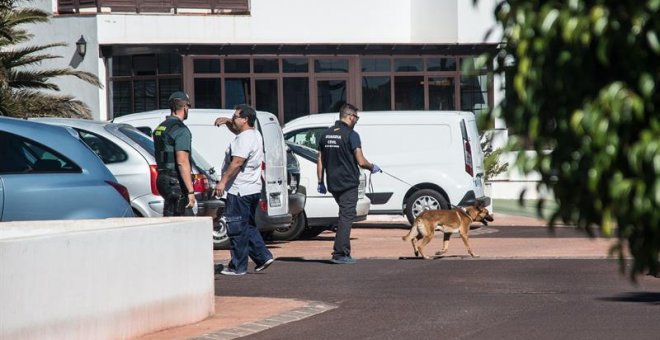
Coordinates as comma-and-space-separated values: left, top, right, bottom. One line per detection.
0, 217, 215, 339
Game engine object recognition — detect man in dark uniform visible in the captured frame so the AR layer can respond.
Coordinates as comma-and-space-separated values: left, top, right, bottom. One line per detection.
316, 103, 381, 264
153, 91, 196, 216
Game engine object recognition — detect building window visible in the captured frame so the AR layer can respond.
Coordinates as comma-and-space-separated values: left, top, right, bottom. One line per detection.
255, 79, 278, 116
283, 77, 309, 123
254, 59, 279, 73
282, 58, 308, 73
460, 74, 488, 114
225, 59, 250, 73
108, 53, 182, 118
194, 59, 221, 73
427, 57, 457, 71
394, 76, 424, 110
394, 58, 423, 72
194, 78, 222, 108
362, 76, 391, 111
225, 78, 251, 109
428, 77, 456, 110
314, 59, 348, 73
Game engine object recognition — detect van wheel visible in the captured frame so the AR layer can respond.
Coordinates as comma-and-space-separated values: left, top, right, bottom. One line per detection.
213, 216, 230, 250
272, 212, 307, 241
405, 189, 449, 224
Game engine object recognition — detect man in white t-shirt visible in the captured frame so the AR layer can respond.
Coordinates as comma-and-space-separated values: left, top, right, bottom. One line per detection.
213, 105, 274, 276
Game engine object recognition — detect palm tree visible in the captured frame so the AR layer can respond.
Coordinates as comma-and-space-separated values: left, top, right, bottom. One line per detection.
0, 1, 101, 118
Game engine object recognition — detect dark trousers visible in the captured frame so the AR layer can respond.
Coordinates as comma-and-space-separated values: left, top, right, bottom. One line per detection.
226, 193, 273, 273
157, 173, 191, 217
330, 186, 358, 259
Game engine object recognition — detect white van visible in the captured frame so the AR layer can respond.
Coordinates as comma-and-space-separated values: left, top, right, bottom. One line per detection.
283, 111, 489, 223
113, 109, 303, 239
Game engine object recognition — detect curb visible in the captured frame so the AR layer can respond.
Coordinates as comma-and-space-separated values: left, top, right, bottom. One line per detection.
192, 300, 337, 340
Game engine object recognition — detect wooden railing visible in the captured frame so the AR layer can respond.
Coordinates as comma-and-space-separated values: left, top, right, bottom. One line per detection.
57, 0, 250, 14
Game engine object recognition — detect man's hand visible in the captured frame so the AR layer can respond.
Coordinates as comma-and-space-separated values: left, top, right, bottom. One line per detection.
317, 182, 327, 194
371, 163, 382, 173
186, 193, 197, 208
214, 117, 231, 127
213, 181, 226, 198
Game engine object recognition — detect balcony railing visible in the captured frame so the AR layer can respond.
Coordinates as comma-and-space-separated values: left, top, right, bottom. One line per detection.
57, 0, 250, 14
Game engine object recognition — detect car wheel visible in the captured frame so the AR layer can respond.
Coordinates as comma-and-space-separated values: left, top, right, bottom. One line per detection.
299, 224, 328, 240
405, 189, 449, 224
272, 211, 307, 241
213, 216, 230, 250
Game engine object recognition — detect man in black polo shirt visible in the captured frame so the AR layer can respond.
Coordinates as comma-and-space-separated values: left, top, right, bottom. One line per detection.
317, 103, 381, 264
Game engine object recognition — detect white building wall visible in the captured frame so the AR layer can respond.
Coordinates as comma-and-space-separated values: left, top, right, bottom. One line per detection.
410, 0, 458, 42
19, 0, 500, 120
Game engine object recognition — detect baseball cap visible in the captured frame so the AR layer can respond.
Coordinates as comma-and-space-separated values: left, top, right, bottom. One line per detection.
168, 91, 190, 102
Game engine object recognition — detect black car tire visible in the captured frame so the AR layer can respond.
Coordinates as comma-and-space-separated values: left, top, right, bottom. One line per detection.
404, 189, 449, 224
272, 211, 307, 241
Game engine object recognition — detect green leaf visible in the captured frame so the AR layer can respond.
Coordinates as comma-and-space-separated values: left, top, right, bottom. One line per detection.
646, 31, 660, 53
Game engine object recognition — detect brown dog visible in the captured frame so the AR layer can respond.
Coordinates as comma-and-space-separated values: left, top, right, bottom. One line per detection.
402, 203, 494, 258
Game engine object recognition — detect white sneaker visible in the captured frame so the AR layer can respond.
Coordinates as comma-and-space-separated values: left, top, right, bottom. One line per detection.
255, 258, 274, 272
220, 268, 246, 276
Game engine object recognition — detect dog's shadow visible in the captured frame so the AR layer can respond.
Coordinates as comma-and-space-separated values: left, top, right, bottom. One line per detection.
398, 255, 473, 260
598, 292, 660, 305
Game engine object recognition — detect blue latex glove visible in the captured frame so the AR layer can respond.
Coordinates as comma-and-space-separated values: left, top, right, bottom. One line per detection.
317, 182, 327, 194
371, 163, 382, 173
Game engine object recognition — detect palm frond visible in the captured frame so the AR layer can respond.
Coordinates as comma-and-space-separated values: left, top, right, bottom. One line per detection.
0, 8, 49, 45
1, 44, 66, 68
3, 89, 92, 119
0, 2, 101, 118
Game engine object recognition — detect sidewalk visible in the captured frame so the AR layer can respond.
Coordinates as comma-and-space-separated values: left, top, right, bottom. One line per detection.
139, 213, 617, 339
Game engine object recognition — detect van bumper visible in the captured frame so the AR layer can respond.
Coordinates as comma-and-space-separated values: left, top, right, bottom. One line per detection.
458, 191, 491, 207
289, 192, 306, 217
256, 210, 293, 231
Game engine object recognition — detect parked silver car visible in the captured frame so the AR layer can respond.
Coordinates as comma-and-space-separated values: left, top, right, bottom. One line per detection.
0, 117, 133, 220
32, 118, 220, 218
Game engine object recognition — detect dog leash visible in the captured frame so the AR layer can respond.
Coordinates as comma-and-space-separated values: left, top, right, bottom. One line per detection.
378, 169, 422, 191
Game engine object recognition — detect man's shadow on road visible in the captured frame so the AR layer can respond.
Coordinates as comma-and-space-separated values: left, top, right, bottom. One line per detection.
275, 257, 336, 264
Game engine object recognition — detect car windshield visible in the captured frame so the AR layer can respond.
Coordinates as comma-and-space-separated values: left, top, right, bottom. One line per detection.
286, 141, 317, 163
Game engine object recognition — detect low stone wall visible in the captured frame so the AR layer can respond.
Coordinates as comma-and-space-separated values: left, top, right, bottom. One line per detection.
0, 217, 214, 339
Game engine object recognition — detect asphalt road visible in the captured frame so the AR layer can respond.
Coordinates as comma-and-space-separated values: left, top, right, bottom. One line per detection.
215, 258, 660, 340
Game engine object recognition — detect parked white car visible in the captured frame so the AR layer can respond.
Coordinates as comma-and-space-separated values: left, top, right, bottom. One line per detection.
283, 110, 490, 223
285, 142, 370, 239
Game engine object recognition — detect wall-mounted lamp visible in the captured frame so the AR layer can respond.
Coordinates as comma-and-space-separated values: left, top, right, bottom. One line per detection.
76, 35, 87, 58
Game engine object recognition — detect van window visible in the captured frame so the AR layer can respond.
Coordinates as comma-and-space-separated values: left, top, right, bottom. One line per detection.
284, 128, 327, 149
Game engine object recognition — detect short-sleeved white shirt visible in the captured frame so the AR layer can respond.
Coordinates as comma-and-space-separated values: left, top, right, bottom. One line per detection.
221, 128, 264, 196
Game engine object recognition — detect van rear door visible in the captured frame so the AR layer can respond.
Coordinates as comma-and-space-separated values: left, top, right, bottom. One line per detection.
460, 114, 486, 198
257, 117, 289, 217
